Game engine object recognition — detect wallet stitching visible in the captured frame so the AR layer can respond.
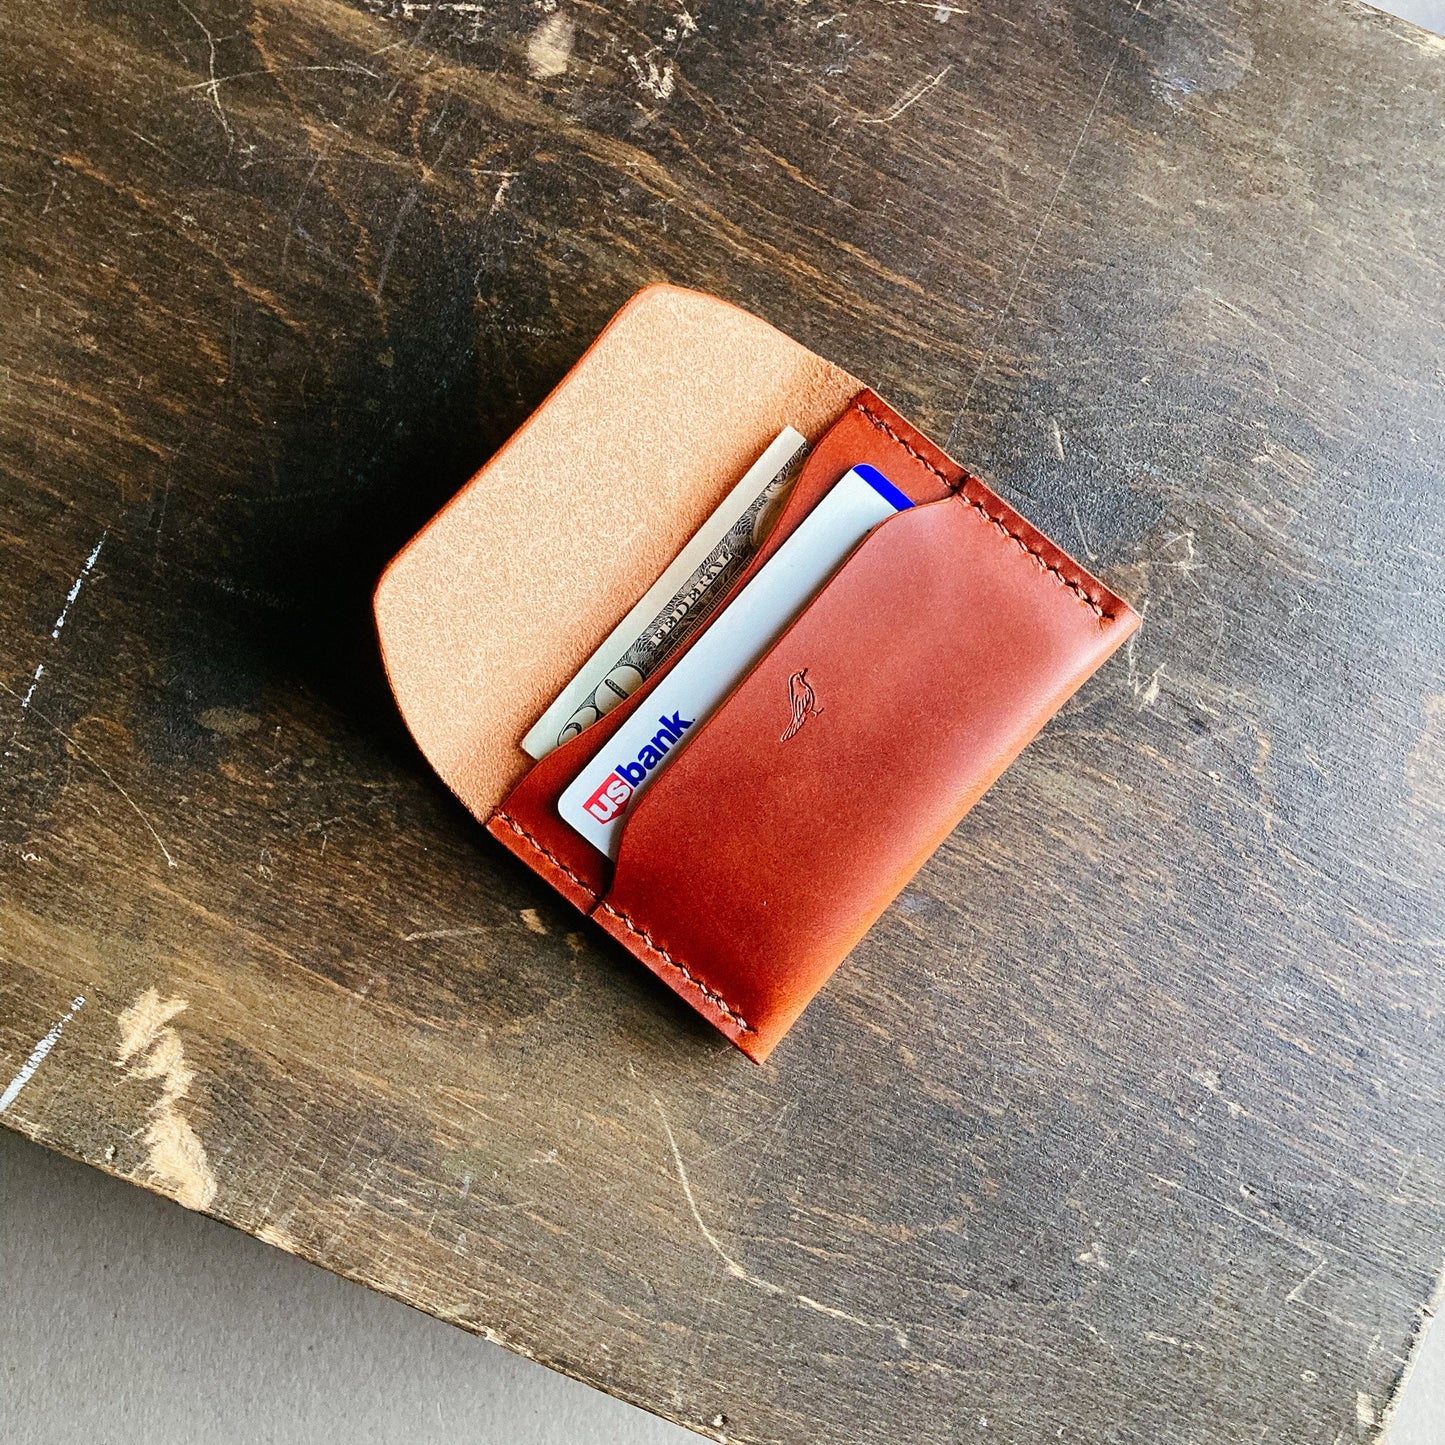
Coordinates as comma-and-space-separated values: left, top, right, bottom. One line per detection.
595, 903, 758, 1036
493, 810, 599, 900
494, 810, 757, 1035
853, 402, 1116, 623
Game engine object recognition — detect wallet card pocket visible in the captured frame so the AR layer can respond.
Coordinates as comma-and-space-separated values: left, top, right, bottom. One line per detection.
594, 485, 1136, 1060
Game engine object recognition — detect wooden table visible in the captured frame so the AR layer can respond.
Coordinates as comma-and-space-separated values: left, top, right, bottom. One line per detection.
4, 2, 1442, 1439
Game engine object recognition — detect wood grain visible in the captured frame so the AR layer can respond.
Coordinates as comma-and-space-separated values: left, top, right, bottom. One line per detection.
2, 1, 1443, 1440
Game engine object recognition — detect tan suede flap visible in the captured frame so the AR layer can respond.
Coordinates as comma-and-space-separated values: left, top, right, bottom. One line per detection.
374, 285, 860, 820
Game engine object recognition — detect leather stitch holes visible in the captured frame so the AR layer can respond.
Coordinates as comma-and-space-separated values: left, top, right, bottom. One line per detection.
852, 402, 1116, 623
596, 903, 758, 1035
493, 810, 598, 900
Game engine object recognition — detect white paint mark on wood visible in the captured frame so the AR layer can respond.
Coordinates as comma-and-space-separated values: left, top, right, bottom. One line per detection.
7, 532, 107, 739
398, 1, 489, 13
627, 51, 675, 101
116, 989, 218, 1211
528, 10, 575, 78
19, 663, 44, 711
51, 534, 107, 640
0, 995, 86, 1114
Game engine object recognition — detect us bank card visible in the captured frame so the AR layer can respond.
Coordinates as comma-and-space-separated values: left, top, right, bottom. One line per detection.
557, 464, 912, 858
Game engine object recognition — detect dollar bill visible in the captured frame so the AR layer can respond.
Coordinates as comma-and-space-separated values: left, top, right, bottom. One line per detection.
521, 426, 809, 759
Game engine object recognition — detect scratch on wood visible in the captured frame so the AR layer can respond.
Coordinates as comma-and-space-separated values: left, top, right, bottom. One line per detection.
946, 0, 1146, 445
627, 51, 676, 103
374, 187, 420, 301
654, 1101, 909, 1347
656, 1100, 785, 1295
1405, 694, 1445, 812
857, 64, 952, 125
1123, 608, 1163, 710
1285, 1255, 1325, 1305
280, 154, 322, 268
1380, 1264, 1445, 1435
489, 172, 516, 214
870, 0, 967, 17
177, 0, 235, 149
0, 995, 86, 1114
0, 681, 178, 867
257, 1220, 298, 1250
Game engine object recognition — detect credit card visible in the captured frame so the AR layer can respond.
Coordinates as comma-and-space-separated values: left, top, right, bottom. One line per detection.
557, 464, 913, 858
521, 427, 809, 759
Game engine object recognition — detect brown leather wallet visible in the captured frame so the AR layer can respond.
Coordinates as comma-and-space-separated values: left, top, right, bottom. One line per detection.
375, 286, 1140, 1062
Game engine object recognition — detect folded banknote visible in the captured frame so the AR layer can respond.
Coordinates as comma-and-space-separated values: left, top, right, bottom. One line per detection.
521, 427, 809, 759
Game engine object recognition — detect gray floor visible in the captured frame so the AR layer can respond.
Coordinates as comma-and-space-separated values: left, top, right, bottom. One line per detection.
0, 1131, 692, 1444
1371, 0, 1445, 31
1387, 1281, 1445, 1445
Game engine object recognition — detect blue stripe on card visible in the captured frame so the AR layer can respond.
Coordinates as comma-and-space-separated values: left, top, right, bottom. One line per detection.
851, 463, 914, 513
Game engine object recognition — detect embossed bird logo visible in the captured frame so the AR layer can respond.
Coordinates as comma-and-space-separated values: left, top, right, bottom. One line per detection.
780, 668, 822, 742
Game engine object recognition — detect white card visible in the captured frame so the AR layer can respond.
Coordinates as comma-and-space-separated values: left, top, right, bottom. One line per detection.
557, 464, 913, 858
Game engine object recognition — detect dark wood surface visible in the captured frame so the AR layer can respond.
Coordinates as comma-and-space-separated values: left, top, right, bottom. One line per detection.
3, 1, 1443, 1440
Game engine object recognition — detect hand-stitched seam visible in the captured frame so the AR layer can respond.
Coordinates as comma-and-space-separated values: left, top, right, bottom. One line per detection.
492, 810, 599, 901
596, 902, 758, 1035
494, 814, 757, 1035
852, 401, 1116, 623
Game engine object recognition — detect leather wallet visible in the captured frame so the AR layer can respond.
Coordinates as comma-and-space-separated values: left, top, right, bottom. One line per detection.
375, 286, 1140, 1062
